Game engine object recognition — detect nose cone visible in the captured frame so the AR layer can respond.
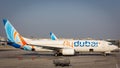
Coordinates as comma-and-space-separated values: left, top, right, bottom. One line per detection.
111, 45, 119, 51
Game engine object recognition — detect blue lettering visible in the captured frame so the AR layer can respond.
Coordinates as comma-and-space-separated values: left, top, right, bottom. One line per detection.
85, 41, 90, 47
80, 42, 84, 47
91, 42, 94, 47
74, 41, 79, 47
74, 41, 98, 47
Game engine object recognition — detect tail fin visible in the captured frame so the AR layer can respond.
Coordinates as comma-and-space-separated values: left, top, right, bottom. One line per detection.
3, 19, 27, 48
50, 32, 58, 40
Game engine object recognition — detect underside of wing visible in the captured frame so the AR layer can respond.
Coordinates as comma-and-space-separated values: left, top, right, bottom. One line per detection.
28, 44, 71, 50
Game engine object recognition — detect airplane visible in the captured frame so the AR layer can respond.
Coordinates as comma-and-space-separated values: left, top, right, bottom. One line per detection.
3, 19, 118, 56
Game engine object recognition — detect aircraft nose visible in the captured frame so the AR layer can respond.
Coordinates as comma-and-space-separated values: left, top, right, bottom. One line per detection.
112, 45, 119, 51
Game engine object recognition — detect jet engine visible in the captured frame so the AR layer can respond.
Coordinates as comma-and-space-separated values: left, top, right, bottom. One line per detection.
60, 49, 75, 55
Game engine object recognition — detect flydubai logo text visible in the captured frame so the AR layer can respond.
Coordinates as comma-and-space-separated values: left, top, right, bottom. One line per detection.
74, 41, 99, 47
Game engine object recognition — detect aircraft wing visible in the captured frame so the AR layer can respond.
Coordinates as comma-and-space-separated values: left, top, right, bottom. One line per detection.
28, 44, 71, 50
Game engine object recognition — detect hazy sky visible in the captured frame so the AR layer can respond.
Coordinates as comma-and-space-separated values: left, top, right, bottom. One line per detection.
0, 0, 120, 39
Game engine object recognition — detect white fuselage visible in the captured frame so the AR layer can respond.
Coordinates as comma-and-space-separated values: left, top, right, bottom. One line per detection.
25, 38, 118, 53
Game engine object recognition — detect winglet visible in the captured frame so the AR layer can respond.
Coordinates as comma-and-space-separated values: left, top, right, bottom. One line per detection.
50, 32, 58, 40
3, 19, 7, 26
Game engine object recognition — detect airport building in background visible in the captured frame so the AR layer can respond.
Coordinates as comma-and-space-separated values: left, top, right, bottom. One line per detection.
0, 36, 7, 45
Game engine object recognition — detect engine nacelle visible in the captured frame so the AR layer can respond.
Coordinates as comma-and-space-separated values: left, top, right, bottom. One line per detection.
60, 49, 75, 55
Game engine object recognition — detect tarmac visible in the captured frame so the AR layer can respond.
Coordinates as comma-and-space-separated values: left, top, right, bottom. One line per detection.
0, 48, 120, 68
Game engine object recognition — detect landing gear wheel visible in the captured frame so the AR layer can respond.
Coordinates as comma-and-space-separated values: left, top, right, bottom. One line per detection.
55, 53, 58, 56
102, 52, 107, 56
54, 53, 62, 56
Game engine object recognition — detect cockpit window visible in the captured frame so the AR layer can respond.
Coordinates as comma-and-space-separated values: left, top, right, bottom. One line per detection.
106, 40, 119, 46
108, 42, 112, 45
